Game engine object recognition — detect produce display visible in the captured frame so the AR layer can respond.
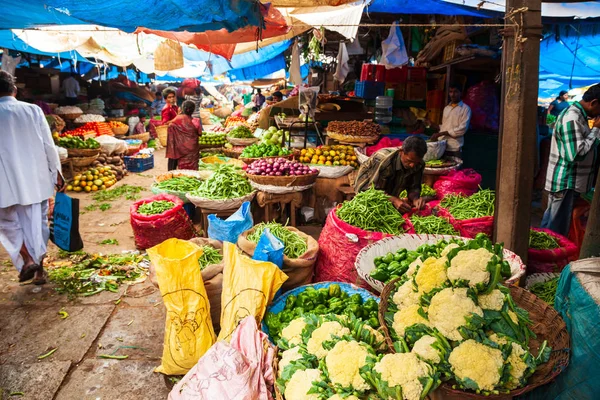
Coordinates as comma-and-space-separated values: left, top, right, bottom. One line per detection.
67, 166, 118, 192
93, 152, 127, 181
198, 245, 222, 270
224, 116, 247, 128
529, 230, 559, 250
58, 136, 100, 149
261, 126, 290, 145
426, 159, 444, 167
227, 125, 254, 139
55, 106, 83, 115
399, 184, 437, 199
245, 159, 318, 177
199, 133, 227, 146
108, 121, 128, 131
336, 187, 406, 234
327, 120, 381, 137
60, 127, 92, 138
155, 176, 203, 193
529, 276, 559, 305
298, 145, 359, 168
410, 215, 459, 235
440, 189, 495, 220
189, 164, 252, 200
80, 122, 114, 137
247, 222, 308, 259
241, 143, 291, 158
137, 200, 175, 216
74, 114, 105, 123
382, 234, 550, 395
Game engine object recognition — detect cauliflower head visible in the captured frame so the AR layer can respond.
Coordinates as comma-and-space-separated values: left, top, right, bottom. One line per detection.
477, 289, 505, 311
508, 310, 519, 324
374, 352, 433, 400
406, 257, 423, 277
307, 321, 351, 359
505, 342, 528, 389
284, 368, 322, 400
488, 333, 508, 346
279, 347, 303, 377
328, 395, 359, 400
393, 280, 420, 311
448, 339, 504, 391
415, 256, 449, 294
393, 304, 430, 337
281, 317, 307, 346
428, 288, 483, 341
362, 324, 387, 351
325, 340, 370, 392
411, 335, 441, 364
440, 243, 460, 258
447, 248, 494, 287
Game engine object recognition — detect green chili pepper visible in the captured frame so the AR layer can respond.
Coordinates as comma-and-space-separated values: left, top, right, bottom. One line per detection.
410, 215, 459, 235
190, 164, 252, 200
440, 189, 495, 220
197, 245, 222, 270
529, 230, 560, 250
247, 222, 308, 259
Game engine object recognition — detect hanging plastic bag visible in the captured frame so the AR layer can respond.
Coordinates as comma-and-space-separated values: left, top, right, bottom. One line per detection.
218, 242, 287, 342
207, 201, 253, 243
380, 22, 409, 68
333, 42, 350, 82
252, 228, 284, 268
147, 239, 216, 375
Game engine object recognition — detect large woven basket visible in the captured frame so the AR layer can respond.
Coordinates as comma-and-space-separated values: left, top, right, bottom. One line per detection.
223, 148, 243, 159
186, 190, 256, 210
128, 131, 150, 143
379, 281, 570, 399
327, 131, 379, 144
106, 117, 127, 123
58, 112, 82, 120
70, 155, 98, 167
240, 154, 292, 164
156, 125, 169, 146
67, 148, 101, 158
246, 171, 318, 187
112, 126, 129, 136
227, 137, 258, 146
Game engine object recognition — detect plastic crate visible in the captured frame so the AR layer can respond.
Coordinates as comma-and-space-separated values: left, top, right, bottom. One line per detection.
124, 154, 154, 172
355, 81, 385, 100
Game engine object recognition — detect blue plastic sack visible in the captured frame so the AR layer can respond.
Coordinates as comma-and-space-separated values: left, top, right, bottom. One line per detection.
252, 228, 284, 268
50, 192, 84, 252
207, 202, 253, 244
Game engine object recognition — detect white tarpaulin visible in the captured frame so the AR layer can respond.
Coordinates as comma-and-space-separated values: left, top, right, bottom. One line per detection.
333, 42, 349, 82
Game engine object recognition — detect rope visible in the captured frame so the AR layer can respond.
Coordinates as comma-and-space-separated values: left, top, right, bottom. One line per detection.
504, 7, 529, 100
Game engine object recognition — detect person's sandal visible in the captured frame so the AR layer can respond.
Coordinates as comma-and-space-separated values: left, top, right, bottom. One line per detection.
18, 264, 40, 282
32, 269, 48, 286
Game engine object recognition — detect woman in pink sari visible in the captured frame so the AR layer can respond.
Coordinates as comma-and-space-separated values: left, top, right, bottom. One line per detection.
149, 87, 179, 138
166, 100, 201, 171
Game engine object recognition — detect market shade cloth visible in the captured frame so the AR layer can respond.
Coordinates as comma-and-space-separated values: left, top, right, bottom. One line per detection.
0, 30, 88, 63
442, 0, 600, 18
261, 0, 357, 5
135, 4, 289, 60
233, 19, 311, 54
367, 0, 490, 17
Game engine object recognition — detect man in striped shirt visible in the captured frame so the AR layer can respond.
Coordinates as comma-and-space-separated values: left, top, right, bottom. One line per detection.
541, 84, 600, 236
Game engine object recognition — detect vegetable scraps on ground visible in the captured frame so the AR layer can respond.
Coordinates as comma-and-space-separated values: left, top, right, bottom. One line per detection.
337, 187, 405, 235
381, 233, 550, 395
198, 245, 222, 270
529, 230, 559, 250
190, 164, 252, 200
245, 159, 318, 177
528, 277, 559, 305
440, 189, 495, 220
247, 222, 308, 259
155, 176, 202, 193
137, 200, 175, 216
410, 215, 459, 235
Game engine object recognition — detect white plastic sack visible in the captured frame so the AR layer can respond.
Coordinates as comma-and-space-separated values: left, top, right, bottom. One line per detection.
128, 116, 140, 135
95, 135, 127, 155
333, 42, 350, 82
380, 22, 409, 68
57, 146, 68, 161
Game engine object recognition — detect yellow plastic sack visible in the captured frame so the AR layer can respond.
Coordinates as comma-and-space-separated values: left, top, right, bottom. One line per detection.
147, 238, 216, 375
218, 242, 288, 342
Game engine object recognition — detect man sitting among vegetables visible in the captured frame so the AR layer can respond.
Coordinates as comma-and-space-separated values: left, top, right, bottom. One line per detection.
354, 136, 428, 213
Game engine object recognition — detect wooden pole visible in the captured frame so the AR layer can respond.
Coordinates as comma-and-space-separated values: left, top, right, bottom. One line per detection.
494, 0, 542, 265
580, 173, 600, 258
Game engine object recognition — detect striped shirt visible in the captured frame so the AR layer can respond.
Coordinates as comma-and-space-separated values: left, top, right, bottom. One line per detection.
354, 148, 424, 197
545, 102, 600, 193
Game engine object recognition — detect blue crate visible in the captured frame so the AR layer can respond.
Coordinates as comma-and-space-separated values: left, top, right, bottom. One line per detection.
355, 81, 385, 100
124, 154, 154, 172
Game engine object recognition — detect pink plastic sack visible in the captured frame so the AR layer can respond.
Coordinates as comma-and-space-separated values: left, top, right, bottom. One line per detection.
528, 228, 579, 274
463, 81, 499, 132
366, 137, 403, 157
433, 169, 482, 199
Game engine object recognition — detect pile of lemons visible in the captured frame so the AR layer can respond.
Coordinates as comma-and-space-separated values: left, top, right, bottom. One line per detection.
67, 166, 117, 193
298, 145, 359, 167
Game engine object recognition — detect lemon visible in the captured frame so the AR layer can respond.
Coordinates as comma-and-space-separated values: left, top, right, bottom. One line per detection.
66, 185, 73, 191
85, 186, 91, 192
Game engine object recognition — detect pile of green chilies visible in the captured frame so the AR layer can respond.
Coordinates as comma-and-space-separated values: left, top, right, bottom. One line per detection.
247, 222, 307, 259
190, 164, 252, 199
440, 189, 495, 220
529, 230, 560, 250
410, 215, 458, 235
137, 200, 175, 215
336, 187, 405, 234
198, 245, 223, 270
426, 159, 444, 167
156, 176, 203, 192
399, 184, 437, 199
529, 276, 559, 304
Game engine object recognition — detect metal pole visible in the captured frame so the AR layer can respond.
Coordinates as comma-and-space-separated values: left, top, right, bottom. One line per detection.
580, 174, 600, 258
494, 0, 542, 266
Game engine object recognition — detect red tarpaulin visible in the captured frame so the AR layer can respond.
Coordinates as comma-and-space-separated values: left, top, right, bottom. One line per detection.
136, 4, 289, 60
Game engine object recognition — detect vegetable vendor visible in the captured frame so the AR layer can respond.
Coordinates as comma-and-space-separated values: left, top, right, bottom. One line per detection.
541, 83, 600, 236
427, 83, 472, 157
354, 136, 428, 213
148, 87, 179, 138
547, 90, 570, 118
0, 71, 64, 285
166, 100, 201, 171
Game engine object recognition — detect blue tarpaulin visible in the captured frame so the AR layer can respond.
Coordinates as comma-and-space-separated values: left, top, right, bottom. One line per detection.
367, 0, 491, 17
228, 54, 286, 82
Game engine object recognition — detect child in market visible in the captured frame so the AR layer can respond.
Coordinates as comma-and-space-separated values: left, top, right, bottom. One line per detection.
133, 110, 147, 135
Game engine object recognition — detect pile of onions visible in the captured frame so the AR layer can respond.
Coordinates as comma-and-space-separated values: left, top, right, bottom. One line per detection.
245, 158, 319, 177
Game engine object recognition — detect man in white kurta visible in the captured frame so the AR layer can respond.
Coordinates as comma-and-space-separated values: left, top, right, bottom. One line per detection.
429, 84, 472, 157
0, 71, 63, 284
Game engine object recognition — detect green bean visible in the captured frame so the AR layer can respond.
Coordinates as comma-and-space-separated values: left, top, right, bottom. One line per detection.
247, 222, 308, 259
440, 189, 495, 220
529, 277, 559, 304
399, 184, 437, 199
156, 176, 203, 192
190, 164, 252, 199
410, 215, 458, 235
336, 187, 405, 234
529, 230, 560, 250
198, 245, 223, 270
137, 200, 175, 215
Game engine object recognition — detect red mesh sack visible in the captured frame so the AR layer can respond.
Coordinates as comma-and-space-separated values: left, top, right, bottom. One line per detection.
528, 228, 579, 274
457, 216, 494, 238
434, 207, 461, 233
433, 169, 482, 199
130, 194, 195, 250
463, 81, 499, 132
314, 207, 393, 286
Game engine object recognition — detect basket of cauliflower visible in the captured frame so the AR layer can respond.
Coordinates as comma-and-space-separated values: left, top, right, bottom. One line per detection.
378, 234, 570, 398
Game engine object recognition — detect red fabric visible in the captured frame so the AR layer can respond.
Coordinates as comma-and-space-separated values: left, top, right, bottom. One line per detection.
166, 115, 200, 170
528, 228, 579, 274
366, 137, 403, 157
433, 169, 482, 199
314, 207, 392, 285
162, 104, 179, 123
130, 194, 195, 249
177, 78, 201, 98
463, 81, 499, 132
135, 5, 289, 61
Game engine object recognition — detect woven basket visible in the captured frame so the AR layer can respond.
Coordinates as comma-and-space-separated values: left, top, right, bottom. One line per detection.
58, 112, 82, 120
112, 126, 129, 136
126, 146, 141, 156
227, 137, 258, 146
186, 190, 256, 210
240, 154, 292, 164
154, 170, 203, 184
379, 281, 570, 399
156, 125, 169, 146
106, 117, 127, 123
199, 143, 225, 149
223, 148, 243, 159
67, 148, 101, 158
246, 172, 318, 187
127, 131, 150, 143
70, 155, 98, 167
327, 131, 379, 144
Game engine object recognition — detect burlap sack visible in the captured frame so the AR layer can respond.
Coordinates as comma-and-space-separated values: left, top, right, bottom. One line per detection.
237, 226, 317, 292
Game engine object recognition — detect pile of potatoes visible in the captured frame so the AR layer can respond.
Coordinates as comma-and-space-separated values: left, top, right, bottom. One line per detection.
92, 151, 127, 181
